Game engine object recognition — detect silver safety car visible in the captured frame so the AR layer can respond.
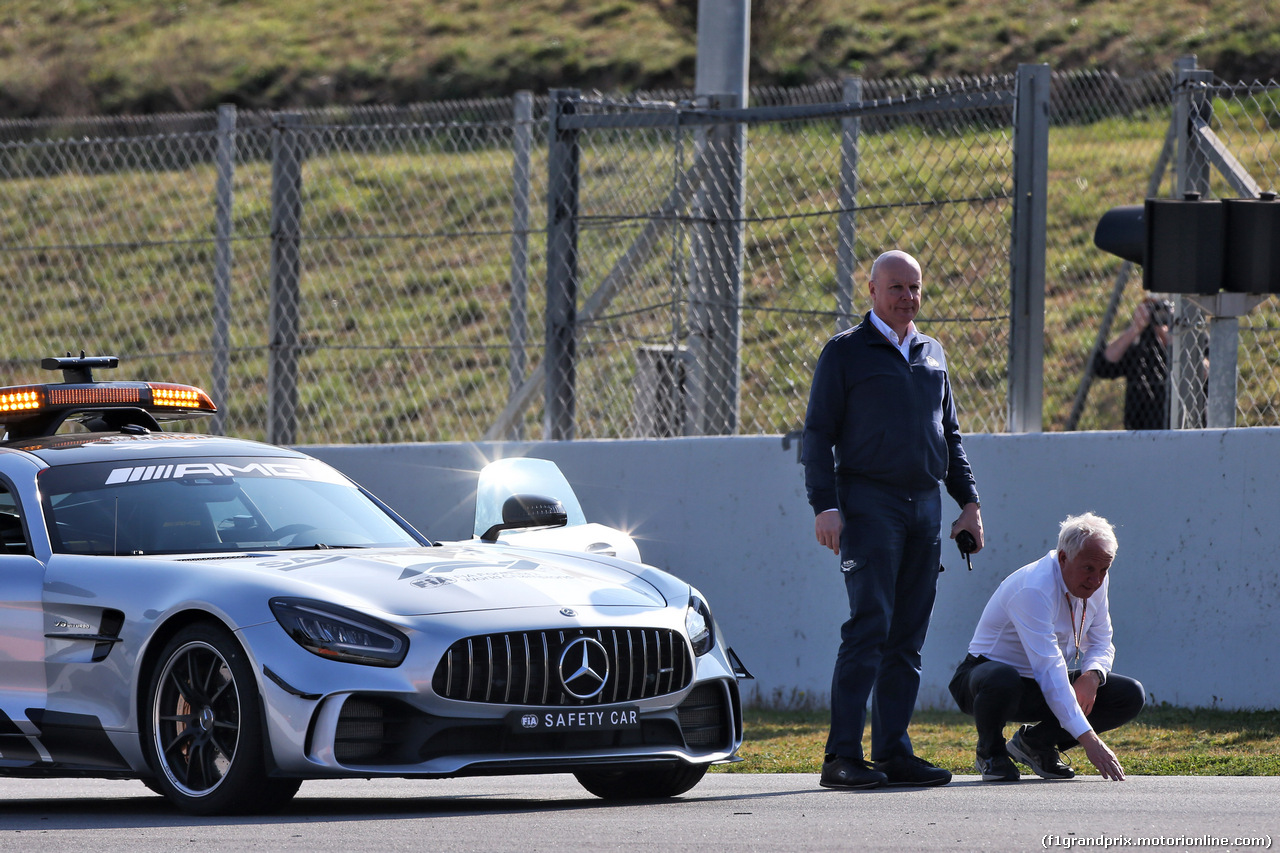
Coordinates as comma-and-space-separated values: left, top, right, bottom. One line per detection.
0, 355, 747, 814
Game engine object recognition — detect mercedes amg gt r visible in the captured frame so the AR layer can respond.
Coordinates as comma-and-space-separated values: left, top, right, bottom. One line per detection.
0, 355, 747, 814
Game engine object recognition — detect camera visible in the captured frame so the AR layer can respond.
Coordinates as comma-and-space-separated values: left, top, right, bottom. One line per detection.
1147, 298, 1174, 327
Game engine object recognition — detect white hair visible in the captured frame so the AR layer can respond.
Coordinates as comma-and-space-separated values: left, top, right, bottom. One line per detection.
1057, 512, 1118, 560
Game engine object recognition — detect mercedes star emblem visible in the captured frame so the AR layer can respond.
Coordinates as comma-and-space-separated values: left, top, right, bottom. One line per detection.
558, 636, 610, 699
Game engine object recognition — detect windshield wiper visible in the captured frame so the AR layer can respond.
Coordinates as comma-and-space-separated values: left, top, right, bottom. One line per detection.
272, 543, 367, 551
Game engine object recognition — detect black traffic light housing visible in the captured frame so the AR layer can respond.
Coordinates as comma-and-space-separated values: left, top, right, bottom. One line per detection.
1223, 194, 1280, 293
1093, 192, 1280, 294
1145, 195, 1224, 293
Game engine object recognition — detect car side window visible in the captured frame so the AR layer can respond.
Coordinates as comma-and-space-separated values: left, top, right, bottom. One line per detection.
0, 483, 32, 556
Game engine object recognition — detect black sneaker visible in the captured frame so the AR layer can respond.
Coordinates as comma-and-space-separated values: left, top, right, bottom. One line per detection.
974, 750, 1020, 782
819, 756, 888, 790
873, 754, 952, 787
1007, 726, 1075, 779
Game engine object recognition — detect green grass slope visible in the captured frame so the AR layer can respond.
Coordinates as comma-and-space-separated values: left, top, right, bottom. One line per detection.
2, 0, 1278, 119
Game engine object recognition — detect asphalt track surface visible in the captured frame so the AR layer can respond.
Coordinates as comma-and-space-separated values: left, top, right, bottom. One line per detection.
1, 774, 1276, 852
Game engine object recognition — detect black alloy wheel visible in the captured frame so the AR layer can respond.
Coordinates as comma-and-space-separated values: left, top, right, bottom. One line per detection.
143, 622, 300, 815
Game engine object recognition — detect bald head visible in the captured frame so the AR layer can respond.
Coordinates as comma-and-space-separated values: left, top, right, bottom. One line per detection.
869, 250, 921, 281
868, 250, 923, 338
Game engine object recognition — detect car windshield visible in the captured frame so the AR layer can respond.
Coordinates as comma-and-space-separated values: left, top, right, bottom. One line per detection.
39, 455, 423, 556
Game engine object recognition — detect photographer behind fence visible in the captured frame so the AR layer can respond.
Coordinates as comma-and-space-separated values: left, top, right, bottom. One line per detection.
1092, 298, 1174, 430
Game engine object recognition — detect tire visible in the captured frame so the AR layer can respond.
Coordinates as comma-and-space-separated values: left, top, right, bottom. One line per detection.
142, 622, 301, 815
573, 763, 708, 799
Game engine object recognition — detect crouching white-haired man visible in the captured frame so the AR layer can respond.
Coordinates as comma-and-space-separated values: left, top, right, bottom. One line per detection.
949, 512, 1145, 782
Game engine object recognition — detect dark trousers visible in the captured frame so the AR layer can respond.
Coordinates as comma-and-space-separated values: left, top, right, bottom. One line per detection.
826, 480, 941, 762
949, 654, 1145, 756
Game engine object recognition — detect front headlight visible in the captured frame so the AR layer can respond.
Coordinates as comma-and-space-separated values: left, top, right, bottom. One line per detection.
270, 597, 409, 667
685, 595, 715, 657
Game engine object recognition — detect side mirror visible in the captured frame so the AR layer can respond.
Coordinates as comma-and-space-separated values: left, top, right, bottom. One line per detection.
479, 494, 568, 542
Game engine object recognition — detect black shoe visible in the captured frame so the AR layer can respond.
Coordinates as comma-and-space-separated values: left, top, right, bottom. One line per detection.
1007, 726, 1075, 780
873, 754, 952, 787
819, 756, 888, 790
974, 750, 1020, 782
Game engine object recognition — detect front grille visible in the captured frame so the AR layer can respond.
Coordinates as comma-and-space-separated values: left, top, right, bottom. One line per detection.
432, 627, 693, 706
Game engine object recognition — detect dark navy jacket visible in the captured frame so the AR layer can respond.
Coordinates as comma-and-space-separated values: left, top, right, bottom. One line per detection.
801, 312, 979, 514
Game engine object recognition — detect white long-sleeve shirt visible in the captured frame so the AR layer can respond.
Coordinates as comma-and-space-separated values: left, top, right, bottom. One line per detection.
966, 550, 1116, 738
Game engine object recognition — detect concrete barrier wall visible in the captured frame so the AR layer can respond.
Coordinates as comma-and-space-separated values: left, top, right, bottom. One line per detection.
304, 428, 1280, 711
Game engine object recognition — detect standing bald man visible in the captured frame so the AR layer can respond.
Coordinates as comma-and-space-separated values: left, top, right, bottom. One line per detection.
802, 249, 984, 790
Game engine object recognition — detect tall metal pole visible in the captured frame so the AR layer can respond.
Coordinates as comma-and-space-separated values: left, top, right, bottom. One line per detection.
695, 0, 750, 99
1007, 64, 1050, 433
689, 0, 749, 435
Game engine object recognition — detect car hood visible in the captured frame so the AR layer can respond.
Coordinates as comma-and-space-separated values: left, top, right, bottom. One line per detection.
214, 542, 669, 616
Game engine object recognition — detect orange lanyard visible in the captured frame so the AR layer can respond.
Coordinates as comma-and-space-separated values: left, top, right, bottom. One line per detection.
1066, 593, 1085, 667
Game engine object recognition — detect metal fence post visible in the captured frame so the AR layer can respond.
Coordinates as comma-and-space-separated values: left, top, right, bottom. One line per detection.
545, 89, 580, 441
1205, 312, 1239, 427
268, 113, 303, 446
1172, 57, 1213, 429
686, 92, 744, 436
212, 104, 236, 436
836, 77, 863, 334
508, 91, 533, 440
1008, 64, 1050, 433
1174, 57, 1212, 196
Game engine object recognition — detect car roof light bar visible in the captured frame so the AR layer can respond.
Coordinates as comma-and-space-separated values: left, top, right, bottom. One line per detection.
0, 354, 217, 442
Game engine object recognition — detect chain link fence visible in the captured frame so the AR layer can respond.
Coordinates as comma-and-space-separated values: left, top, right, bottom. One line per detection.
1, 62, 1277, 444
537, 77, 1019, 442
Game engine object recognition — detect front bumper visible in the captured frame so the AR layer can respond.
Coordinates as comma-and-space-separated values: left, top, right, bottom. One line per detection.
308, 677, 742, 777
242, 619, 745, 779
